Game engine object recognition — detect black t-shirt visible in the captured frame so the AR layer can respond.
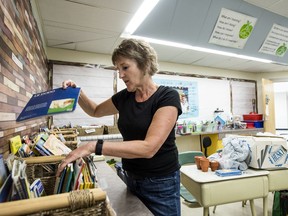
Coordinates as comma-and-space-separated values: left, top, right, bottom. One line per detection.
111, 85, 182, 177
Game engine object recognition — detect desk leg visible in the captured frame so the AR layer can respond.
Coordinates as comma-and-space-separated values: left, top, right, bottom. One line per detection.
203, 207, 209, 216
249, 199, 256, 216
263, 196, 268, 216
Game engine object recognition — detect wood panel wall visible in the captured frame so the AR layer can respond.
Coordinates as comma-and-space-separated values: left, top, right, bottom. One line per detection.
0, 0, 49, 156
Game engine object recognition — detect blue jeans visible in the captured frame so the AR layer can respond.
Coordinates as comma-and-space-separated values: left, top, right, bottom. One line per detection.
125, 170, 180, 216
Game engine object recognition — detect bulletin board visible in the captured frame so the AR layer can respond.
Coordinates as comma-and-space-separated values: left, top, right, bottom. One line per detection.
153, 74, 231, 122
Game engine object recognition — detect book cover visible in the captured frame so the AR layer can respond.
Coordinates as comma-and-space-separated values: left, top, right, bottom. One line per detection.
34, 136, 52, 156
86, 157, 97, 186
0, 174, 12, 203
30, 178, 46, 197
43, 134, 71, 155
16, 87, 81, 122
19, 166, 31, 199
0, 154, 8, 188
53, 176, 61, 194
9, 135, 22, 155
215, 169, 242, 177
72, 158, 86, 190
11, 160, 26, 199
62, 163, 74, 193
77, 173, 84, 190
57, 166, 67, 194
82, 165, 93, 189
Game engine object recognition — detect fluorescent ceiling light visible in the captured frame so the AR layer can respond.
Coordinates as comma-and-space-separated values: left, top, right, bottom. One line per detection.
123, 0, 159, 35
123, 35, 273, 64
122, 0, 273, 64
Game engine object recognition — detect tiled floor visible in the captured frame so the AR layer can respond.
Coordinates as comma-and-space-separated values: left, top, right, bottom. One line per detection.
181, 192, 275, 216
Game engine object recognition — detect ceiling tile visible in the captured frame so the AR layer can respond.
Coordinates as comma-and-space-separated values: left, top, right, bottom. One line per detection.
34, 0, 288, 73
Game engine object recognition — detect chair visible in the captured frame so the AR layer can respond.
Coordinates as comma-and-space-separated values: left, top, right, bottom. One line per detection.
179, 151, 204, 203
179, 151, 218, 215
202, 136, 212, 157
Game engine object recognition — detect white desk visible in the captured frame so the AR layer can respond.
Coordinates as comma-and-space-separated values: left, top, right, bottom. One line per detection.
267, 168, 288, 192
180, 165, 269, 216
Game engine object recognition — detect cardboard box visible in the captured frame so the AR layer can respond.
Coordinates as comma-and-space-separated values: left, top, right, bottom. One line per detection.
226, 135, 288, 169
248, 136, 288, 169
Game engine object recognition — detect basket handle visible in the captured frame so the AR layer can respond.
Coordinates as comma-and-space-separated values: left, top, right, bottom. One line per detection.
0, 188, 106, 215
23, 155, 66, 164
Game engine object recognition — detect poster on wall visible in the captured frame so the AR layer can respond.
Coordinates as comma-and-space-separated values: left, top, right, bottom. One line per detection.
209, 8, 257, 49
153, 77, 199, 119
17, 87, 81, 122
258, 24, 288, 57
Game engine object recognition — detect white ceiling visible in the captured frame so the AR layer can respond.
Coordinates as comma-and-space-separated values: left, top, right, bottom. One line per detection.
33, 0, 288, 73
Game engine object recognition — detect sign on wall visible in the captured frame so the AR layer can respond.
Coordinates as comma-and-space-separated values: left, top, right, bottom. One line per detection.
209, 8, 257, 49
153, 77, 199, 119
259, 24, 288, 57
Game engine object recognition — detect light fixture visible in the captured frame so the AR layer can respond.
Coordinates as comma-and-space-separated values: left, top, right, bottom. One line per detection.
121, 0, 273, 64
123, 35, 273, 64
122, 0, 159, 36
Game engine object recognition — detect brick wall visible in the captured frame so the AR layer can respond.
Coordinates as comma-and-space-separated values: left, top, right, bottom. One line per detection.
0, 0, 49, 156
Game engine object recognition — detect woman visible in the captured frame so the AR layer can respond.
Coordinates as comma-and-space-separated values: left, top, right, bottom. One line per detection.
57, 38, 182, 216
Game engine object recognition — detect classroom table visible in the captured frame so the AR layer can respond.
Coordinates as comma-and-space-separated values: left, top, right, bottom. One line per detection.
95, 160, 153, 216
180, 165, 269, 216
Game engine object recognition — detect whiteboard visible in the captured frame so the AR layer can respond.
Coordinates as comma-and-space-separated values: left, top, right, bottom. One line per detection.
118, 73, 231, 122
52, 64, 115, 127
53, 63, 257, 126
153, 74, 231, 123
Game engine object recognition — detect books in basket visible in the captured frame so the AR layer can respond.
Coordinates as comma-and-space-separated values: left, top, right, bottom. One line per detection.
11, 160, 31, 200
72, 158, 86, 190
61, 163, 74, 193
54, 166, 67, 194
215, 169, 242, 177
43, 134, 71, 155
54, 163, 74, 194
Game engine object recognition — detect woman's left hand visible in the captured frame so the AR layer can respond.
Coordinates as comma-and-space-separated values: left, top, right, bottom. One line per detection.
56, 141, 95, 176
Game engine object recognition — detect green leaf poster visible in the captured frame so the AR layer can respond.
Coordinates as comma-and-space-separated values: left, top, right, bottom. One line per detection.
259, 24, 288, 57
209, 8, 257, 49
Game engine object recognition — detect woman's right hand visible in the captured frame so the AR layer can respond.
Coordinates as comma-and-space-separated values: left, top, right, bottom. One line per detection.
62, 80, 77, 89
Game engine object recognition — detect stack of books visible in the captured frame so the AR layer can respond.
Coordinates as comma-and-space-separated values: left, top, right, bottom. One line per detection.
54, 157, 97, 194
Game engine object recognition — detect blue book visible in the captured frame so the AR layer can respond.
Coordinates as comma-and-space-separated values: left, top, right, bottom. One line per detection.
0, 174, 12, 203
0, 154, 8, 188
30, 178, 46, 197
62, 164, 74, 193
17, 87, 81, 122
35, 135, 52, 156
57, 166, 67, 194
215, 169, 242, 177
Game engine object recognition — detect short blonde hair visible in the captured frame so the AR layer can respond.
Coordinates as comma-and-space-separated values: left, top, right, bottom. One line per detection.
112, 39, 159, 76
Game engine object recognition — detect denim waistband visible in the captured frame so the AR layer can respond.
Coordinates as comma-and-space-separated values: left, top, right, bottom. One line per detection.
124, 171, 145, 180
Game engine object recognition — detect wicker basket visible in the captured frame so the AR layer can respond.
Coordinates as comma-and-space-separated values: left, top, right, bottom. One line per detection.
104, 126, 120, 135
77, 126, 105, 137
51, 128, 78, 150
0, 156, 115, 216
